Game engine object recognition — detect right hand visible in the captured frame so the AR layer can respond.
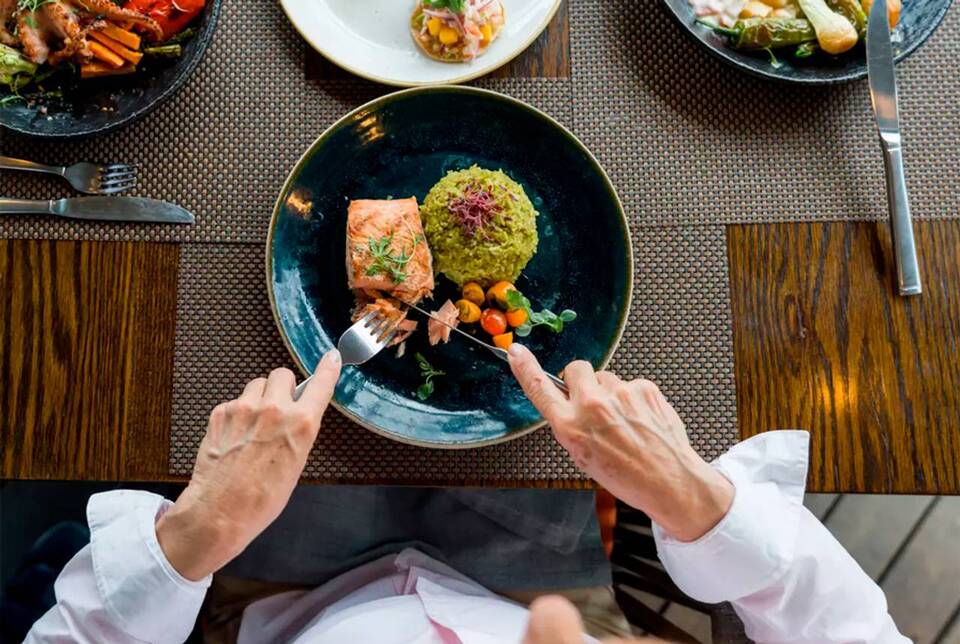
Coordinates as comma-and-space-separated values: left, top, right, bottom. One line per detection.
507, 344, 733, 542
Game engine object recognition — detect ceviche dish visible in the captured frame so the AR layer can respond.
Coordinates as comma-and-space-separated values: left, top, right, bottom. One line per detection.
344, 166, 576, 401
694, 0, 900, 60
410, 0, 506, 63
1, 0, 205, 100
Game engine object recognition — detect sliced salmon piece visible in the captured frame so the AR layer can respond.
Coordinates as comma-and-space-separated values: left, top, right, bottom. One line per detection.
352, 296, 418, 347
346, 198, 434, 305
427, 299, 460, 346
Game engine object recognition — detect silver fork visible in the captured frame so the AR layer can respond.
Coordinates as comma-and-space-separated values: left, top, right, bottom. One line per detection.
0, 155, 138, 195
293, 311, 396, 400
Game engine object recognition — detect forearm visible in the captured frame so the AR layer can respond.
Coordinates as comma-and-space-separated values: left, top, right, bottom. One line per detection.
25, 491, 210, 644
652, 431, 908, 644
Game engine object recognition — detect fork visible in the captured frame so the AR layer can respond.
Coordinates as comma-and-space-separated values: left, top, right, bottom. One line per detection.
0, 155, 138, 195
293, 311, 396, 400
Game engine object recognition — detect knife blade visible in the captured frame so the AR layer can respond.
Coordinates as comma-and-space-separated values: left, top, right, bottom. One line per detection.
0, 196, 195, 224
406, 302, 569, 394
867, 0, 899, 137
866, 0, 922, 296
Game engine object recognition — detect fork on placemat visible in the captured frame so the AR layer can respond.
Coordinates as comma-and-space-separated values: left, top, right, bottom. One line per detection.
0, 155, 138, 195
292, 311, 397, 400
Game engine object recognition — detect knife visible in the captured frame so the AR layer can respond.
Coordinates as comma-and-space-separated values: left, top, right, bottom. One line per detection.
867, 0, 921, 296
0, 196, 195, 224
406, 302, 569, 394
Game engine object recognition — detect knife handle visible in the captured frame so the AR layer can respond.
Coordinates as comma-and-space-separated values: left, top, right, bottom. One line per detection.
0, 198, 54, 215
880, 142, 922, 296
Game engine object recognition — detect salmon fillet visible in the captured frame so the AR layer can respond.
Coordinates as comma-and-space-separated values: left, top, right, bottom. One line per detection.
346, 198, 435, 349
346, 198, 434, 305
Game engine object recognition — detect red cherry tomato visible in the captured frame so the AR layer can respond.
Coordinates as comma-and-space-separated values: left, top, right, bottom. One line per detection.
124, 0, 205, 40
480, 308, 508, 336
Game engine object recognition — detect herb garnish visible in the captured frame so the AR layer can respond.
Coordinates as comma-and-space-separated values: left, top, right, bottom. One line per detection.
363, 234, 421, 284
424, 0, 465, 12
415, 353, 445, 400
506, 289, 577, 337
17, 0, 56, 28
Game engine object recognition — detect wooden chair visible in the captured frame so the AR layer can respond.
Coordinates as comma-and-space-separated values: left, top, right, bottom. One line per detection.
609, 500, 752, 643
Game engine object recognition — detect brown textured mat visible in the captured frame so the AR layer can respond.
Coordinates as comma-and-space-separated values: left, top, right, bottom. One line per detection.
569, 0, 960, 226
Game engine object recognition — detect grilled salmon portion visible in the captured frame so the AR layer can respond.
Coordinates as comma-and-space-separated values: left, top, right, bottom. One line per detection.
346, 198, 434, 305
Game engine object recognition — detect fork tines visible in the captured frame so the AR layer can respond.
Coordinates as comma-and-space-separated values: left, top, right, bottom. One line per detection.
96, 163, 138, 194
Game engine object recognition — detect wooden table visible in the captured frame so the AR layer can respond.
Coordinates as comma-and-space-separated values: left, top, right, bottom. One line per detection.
2, 4, 958, 493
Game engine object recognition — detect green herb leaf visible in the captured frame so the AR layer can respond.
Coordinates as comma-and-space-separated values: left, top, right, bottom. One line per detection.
424, 0, 465, 12
559, 310, 577, 322
416, 381, 435, 401
414, 352, 445, 400
515, 322, 532, 338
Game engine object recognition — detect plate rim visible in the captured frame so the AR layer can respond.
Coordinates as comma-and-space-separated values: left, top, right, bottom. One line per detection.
277, 0, 563, 87
660, 0, 954, 85
265, 84, 635, 449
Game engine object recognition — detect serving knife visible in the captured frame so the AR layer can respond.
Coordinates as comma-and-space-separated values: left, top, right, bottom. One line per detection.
867, 0, 921, 296
407, 302, 569, 395
0, 196, 195, 224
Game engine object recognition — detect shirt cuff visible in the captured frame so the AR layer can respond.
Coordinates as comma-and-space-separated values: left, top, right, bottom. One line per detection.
88, 490, 211, 643
652, 430, 810, 603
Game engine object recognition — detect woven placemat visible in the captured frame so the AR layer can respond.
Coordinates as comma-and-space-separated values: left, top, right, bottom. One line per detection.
569, 0, 960, 226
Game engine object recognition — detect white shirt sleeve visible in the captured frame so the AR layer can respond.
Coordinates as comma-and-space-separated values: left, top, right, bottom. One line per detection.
653, 431, 908, 644
25, 490, 211, 644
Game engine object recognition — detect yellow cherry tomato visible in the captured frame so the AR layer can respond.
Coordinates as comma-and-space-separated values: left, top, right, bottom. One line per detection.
462, 282, 485, 306
455, 299, 481, 324
480, 308, 508, 336
492, 332, 514, 350
427, 17, 442, 36
505, 308, 528, 328
486, 281, 515, 308
438, 26, 459, 45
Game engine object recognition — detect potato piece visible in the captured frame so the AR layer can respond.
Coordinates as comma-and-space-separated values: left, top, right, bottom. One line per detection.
771, 6, 799, 17
740, 0, 773, 17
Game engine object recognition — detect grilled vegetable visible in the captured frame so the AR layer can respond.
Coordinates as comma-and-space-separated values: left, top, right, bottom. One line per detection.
492, 332, 514, 350
1, 44, 37, 91
485, 281, 515, 308
480, 308, 508, 336
707, 18, 816, 50
861, 0, 900, 28
826, 0, 867, 37
455, 299, 481, 323
461, 282, 485, 306
794, 41, 820, 57
505, 308, 528, 328
797, 0, 858, 53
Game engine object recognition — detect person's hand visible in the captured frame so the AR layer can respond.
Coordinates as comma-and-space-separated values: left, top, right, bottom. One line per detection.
156, 351, 342, 580
508, 344, 733, 542
523, 596, 660, 644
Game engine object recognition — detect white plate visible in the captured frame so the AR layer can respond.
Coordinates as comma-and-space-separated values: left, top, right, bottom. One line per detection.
280, 0, 562, 87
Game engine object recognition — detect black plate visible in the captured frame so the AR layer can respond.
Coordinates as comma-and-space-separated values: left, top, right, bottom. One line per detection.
662, 0, 952, 83
0, 0, 221, 139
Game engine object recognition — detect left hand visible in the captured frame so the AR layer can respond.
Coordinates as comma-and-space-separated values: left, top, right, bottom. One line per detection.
156, 351, 342, 580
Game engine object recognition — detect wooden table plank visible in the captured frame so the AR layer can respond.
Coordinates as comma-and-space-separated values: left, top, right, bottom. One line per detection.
0, 240, 179, 480
304, 1, 570, 81
728, 221, 960, 494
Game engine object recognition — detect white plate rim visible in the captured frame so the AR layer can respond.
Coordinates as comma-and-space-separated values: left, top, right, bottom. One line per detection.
278, 0, 564, 87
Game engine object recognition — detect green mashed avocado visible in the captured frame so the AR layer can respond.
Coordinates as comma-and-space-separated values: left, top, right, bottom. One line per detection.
421, 166, 538, 287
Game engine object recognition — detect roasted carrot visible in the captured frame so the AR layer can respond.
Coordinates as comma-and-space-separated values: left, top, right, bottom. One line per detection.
88, 41, 126, 68
101, 24, 141, 50
80, 62, 137, 79
89, 31, 143, 65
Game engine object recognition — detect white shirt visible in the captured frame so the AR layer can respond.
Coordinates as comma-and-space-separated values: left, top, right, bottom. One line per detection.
25, 430, 908, 644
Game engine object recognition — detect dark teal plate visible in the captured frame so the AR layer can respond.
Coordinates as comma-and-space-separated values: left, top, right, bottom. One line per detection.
266, 86, 632, 448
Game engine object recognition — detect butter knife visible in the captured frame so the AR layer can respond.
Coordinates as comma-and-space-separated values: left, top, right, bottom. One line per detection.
407, 302, 569, 394
867, 0, 921, 296
0, 196, 195, 224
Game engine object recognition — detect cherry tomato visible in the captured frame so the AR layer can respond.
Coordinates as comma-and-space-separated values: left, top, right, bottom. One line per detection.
505, 308, 528, 328
480, 308, 508, 336
492, 332, 514, 350
124, 0, 205, 40
485, 281, 515, 308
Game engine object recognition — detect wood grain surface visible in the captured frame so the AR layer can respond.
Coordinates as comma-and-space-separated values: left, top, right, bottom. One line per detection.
304, 1, 570, 81
0, 240, 179, 480
728, 221, 960, 494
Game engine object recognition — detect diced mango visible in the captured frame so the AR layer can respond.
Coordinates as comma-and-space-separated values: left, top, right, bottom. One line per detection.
427, 17, 442, 36
438, 26, 459, 45
739, 0, 773, 17
480, 23, 493, 44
